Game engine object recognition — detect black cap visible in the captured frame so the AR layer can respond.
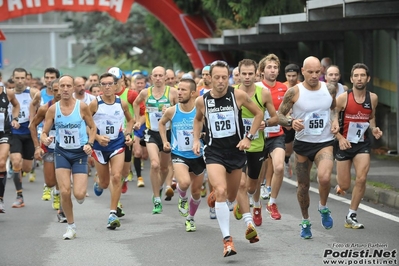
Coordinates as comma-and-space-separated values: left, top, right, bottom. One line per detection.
285, 64, 300, 74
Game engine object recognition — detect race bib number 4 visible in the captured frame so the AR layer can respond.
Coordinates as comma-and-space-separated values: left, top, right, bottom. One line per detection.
347, 122, 369, 143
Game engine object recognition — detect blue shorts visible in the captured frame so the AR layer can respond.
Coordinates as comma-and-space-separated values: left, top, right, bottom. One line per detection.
92, 147, 125, 165
54, 144, 88, 174
134, 124, 146, 139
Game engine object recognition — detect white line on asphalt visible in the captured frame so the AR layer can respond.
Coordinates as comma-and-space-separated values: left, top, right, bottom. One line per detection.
283, 177, 399, 223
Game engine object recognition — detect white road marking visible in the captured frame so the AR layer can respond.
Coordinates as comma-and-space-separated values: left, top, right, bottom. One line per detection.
283, 177, 399, 223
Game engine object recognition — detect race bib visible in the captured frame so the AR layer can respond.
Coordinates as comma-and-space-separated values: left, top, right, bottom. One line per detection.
242, 118, 259, 139
0, 113, 4, 131
59, 128, 80, 149
304, 111, 328, 135
18, 105, 29, 124
209, 111, 236, 138
177, 130, 193, 151
263, 110, 280, 133
346, 122, 369, 143
148, 106, 170, 131
99, 120, 120, 140
48, 130, 56, 149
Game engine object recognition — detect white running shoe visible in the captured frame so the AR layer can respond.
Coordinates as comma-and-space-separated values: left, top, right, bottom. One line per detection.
63, 226, 76, 240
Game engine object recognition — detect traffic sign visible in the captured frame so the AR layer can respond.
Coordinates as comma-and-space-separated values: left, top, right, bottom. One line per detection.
0, 30, 6, 41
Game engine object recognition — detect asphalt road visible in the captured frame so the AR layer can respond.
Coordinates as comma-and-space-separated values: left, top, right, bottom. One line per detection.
1, 165, 398, 266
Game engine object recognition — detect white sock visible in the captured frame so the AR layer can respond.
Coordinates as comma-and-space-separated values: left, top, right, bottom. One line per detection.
242, 212, 253, 227
215, 201, 230, 238
269, 197, 276, 205
348, 209, 356, 217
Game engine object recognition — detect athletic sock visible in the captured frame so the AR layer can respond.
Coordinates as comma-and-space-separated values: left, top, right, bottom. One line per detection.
134, 157, 142, 177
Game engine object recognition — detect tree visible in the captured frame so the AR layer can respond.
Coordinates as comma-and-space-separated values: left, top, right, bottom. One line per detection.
62, 5, 160, 70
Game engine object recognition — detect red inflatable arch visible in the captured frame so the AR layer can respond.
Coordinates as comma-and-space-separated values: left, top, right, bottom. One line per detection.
137, 0, 223, 69
0, 0, 223, 69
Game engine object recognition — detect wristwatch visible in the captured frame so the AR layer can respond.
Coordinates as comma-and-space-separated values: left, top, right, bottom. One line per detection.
287, 118, 293, 127
86, 142, 94, 147
245, 132, 255, 141
13, 117, 19, 122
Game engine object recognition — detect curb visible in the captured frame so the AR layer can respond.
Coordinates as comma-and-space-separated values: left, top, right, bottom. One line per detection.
309, 166, 399, 209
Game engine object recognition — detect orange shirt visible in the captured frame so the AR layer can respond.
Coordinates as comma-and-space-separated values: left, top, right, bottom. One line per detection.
262, 80, 288, 138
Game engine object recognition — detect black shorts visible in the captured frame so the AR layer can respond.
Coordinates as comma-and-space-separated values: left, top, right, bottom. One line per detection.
10, 134, 34, 160
283, 128, 295, 143
0, 132, 11, 145
293, 139, 334, 162
171, 154, 206, 176
203, 147, 246, 174
242, 151, 265, 179
144, 129, 171, 152
264, 135, 286, 157
335, 141, 371, 161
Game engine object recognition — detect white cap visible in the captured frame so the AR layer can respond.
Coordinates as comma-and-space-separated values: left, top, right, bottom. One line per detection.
108, 67, 123, 79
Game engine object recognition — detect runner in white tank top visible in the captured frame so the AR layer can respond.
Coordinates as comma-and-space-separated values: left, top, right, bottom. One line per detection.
277, 56, 340, 240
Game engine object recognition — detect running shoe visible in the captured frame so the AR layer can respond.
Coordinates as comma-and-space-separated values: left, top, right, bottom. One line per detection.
76, 197, 85, 204
200, 183, 207, 198
260, 185, 268, 200
284, 162, 292, 178
344, 213, 364, 229
52, 191, 60, 210
319, 207, 333, 229
116, 202, 125, 217
185, 219, 196, 232
42, 186, 51, 201
223, 237, 237, 257
245, 224, 259, 243
171, 178, 177, 191
233, 204, 242, 220
266, 203, 281, 220
153, 200, 162, 214
209, 207, 216, 219
178, 196, 189, 217
63, 226, 76, 240
0, 199, 5, 213
93, 182, 103, 196
253, 207, 262, 226
7, 168, 13, 179
121, 180, 128, 194
335, 185, 346, 195
127, 171, 133, 182
249, 195, 254, 207
164, 186, 174, 201
265, 186, 271, 199
29, 172, 36, 182
137, 176, 145, 187
227, 201, 234, 211
107, 213, 121, 230
57, 211, 67, 223
300, 220, 312, 239
12, 196, 24, 208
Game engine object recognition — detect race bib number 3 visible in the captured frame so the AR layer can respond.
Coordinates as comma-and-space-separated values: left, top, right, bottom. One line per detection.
177, 130, 193, 151
304, 111, 328, 135
347, 122, 369, 143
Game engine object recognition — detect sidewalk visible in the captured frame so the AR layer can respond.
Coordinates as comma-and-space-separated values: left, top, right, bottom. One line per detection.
309, 153, 399, 209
